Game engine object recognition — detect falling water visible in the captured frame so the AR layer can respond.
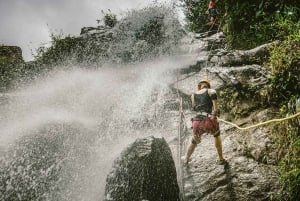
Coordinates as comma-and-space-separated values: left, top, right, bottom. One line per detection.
0, 55, 196, 200
0, 3, 199, 200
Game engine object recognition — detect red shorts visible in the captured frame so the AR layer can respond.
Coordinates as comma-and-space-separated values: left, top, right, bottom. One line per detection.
192, 115, 220, 144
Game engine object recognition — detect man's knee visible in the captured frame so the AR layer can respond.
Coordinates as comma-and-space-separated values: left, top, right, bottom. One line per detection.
213, 130, 220, 137
191, 137, 200, 145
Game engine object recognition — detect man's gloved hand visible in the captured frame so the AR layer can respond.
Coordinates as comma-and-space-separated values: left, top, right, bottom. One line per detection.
213, 109, 220, 117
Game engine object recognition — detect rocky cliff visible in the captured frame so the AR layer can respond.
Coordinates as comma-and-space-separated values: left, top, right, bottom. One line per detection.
173, 32, 283, 200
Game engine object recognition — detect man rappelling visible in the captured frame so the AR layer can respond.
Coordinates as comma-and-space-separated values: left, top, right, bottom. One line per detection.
183, 80, 227, 165
207, 0, 218, 25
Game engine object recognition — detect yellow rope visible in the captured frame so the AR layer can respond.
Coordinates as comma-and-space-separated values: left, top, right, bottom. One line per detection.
218, 112, 300, 130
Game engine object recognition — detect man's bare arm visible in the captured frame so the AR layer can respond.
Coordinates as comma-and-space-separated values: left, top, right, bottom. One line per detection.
212, 99, 219, 116
191, 94, 195, 108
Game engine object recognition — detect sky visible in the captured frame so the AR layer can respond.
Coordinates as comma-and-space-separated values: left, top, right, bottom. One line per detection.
0, 0, 181, 61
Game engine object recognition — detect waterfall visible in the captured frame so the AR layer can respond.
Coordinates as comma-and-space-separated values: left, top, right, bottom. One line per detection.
0, 3, 201, 199
0, 54, 195, 200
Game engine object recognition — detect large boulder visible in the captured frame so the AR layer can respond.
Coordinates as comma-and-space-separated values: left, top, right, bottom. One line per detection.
104, 136, 180, 201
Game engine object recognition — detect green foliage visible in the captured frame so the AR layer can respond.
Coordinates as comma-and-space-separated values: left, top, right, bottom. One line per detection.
224, 0, 300, 49
180, 0, 226, 32
281, 166, 300, 200
263, 10, 300, 200
219, 84, 266, 119
221, 4, 300, 199
34, 32, 83, 67
267, 18, 300, 106
181, 0, 299, 48
100, 10, 118, 28
271, 104, 300, 200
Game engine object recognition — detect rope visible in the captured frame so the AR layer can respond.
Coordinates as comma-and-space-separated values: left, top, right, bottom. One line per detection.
205, 13, 226, 80
218, 112, 300, 130
176, 72, 186, 201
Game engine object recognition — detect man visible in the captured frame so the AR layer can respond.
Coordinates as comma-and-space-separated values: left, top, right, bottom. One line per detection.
183, 79, 227, 165
208, 0, 218, 25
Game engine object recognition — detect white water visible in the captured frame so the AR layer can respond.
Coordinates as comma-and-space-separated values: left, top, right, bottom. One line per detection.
0, 56, 195, 200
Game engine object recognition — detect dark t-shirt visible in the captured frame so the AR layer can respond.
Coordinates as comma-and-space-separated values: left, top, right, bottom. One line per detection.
193, 89, 217, 113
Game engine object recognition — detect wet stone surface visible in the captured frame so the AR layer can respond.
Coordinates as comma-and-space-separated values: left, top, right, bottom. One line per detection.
104, 136, 180, 201
180, 122, 281, 201
174, 32, 282, 201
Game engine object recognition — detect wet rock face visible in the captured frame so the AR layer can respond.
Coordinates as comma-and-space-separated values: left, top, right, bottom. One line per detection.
79, 25, 113, 40
175, 32, 283, 200
181, 120, 282, 201
209, 42, 273, 66
208, 64, 270, 87
104, 136, 180, 201
0, 46, 23, 64
0, 46, 25, 91
175, 63, 271, 117
230, 109, 277, 165
209, 65, 270, 117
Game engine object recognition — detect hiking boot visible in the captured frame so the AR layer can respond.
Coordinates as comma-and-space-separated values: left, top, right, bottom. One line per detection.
217, 159, 228, 165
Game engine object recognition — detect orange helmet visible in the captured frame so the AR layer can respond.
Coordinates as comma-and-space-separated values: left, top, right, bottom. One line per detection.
198, 79, 211, 88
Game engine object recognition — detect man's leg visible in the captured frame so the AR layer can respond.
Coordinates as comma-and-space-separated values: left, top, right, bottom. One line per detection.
214, 135, 225, 161
185, 142, 196, 163
185, 120, 202, 163
210, 117, 225, 162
